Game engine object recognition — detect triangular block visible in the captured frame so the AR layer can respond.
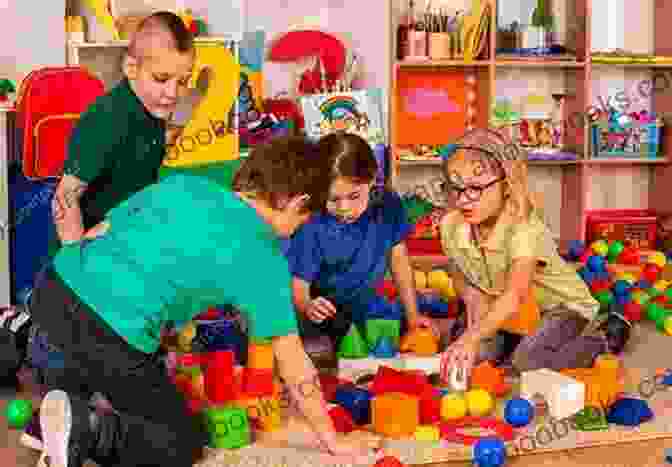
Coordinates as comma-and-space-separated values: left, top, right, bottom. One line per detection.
337, 324, 369, 359
370, 336, 397, 358
365, 319, 401, 350
606, 397, 653, 426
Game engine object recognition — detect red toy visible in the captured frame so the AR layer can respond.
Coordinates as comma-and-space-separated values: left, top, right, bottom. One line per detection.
204, 350, 235, 403
242, 367, 275, 397
440, 417, 515, 445
329, 405, 356, 433
374, 456, 406, 467
623, 301, 644, 321
642, 263, 662, 283
318, 374, 348, 403
419, 395, 442, 424
370, 366, 432, 397
263, 96, 305, 131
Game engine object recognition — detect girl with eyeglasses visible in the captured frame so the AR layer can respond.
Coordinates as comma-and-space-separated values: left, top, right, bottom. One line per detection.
437, 128, 630, 383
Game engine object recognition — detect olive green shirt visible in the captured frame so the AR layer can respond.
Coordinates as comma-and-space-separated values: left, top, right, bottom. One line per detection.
440, 209, 599, 321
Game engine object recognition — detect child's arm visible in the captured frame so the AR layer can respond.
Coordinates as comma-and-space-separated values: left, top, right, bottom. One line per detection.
292, 277, 336, 322
389, 242, 421, 326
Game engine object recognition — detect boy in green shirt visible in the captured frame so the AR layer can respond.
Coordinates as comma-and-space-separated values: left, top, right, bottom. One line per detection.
29, 136, 379, 467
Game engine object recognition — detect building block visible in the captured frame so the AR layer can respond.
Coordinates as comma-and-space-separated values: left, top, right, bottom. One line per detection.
242, 367, 275, 397
365, 319, 401, 349
371, 335, 398, 358
470, 361, 511, 397
204, 350, 235, 403
318, 374, 348, 402
204, 405, 251, 449
400, 328, 439, 356
333, 386, 373, 425
329, 405, 356, 433
420, 394, 442, 424
414, 424, 440, 442
248, 342, 274, 369
337, 324, 369, 359
371, 392, 420, 438
520, 369, 586, 420
560, 367, 623, 409
337, 357, 404, 382
369, 365, 432, 397
400, 355, 441, 374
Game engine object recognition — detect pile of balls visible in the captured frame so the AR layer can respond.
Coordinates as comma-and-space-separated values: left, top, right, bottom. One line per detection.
567, 239, 672, 335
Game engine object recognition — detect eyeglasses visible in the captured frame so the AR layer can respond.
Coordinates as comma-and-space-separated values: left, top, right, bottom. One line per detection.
446, 177, 505, 203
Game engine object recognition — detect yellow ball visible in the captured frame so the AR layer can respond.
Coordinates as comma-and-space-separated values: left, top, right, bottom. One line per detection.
665, 316, 672, 336
591, 240, 609, 257
648, 251, 667, 269
414, 424, 440, 442
465, 389, 494, 416
441, 393, 467, 420
654, 279, 670, 292
428, 270, 455, 299
415, 270, 427, 289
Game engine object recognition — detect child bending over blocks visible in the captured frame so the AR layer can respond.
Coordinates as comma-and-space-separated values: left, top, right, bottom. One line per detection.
437, 128, 631, 383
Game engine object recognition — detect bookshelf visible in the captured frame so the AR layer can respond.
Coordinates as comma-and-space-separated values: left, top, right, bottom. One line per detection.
389, 0, 672, 255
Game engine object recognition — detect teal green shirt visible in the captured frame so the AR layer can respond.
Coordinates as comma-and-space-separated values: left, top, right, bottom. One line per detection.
52, 174, 298, 354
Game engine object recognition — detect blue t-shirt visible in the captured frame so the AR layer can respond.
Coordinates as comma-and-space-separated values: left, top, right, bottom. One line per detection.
284, 189, 412, 306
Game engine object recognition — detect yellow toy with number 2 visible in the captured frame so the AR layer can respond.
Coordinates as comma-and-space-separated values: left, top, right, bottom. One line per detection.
163, 39, 240, 168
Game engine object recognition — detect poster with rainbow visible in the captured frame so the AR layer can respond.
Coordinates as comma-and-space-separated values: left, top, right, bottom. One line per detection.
300, 89, 386, 146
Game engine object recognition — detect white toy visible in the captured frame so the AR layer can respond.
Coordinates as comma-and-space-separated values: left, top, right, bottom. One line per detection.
520, 368, 586, 420
337, 357, 404, 382
400, 355, 441, 374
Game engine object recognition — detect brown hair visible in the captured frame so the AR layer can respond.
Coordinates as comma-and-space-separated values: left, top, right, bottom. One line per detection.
128, 11, 194, 62
318, 132, 378, 187
232, 136, 328, 212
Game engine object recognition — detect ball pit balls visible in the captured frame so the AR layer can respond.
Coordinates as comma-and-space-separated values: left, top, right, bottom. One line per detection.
473, 437, 507, 467
4, 399, 32, 429
648, 251, 667, 268
654, 279, 671, 292
612, 280, 632, 297
594, 290, 614, 308
646, 303, 667, 322
631, 289, 650, 306
587, 255, 606, 273
634, 280, 652, 291
666, 288, 672, 301
591, 240, 609, 257
618, 272, 638, 285
568, 240, 585, 260
618, 247, 641, 265
642, 264, 662, 283
465, 389, 494, 417
504, 398, 534, 427
441, 393, 468, 420
607, 240, 625, 262
656, 311, 672, 332
623, 302, 644, 322
665, 316, 672, 336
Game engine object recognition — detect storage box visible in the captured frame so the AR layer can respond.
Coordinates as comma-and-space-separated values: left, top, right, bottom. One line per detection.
585, 209, 658, 250
590, 121, 662, 158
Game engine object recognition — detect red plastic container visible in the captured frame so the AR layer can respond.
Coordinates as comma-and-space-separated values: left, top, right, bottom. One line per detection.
204, 350, 235, 403
585, 209, 658, 250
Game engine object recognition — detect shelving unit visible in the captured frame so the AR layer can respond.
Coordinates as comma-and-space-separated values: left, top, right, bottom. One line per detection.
389, 0, 672, 255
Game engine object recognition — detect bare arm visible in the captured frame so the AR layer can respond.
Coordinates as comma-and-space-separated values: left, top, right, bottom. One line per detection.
291, 277, 312, 318
52, 174, 88, 243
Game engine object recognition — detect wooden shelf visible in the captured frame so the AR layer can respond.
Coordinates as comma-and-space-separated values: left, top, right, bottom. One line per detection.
590, 61, 672, 68
495, 60, 586, 67
395, 59, 490, 68
581, 158, 670, 165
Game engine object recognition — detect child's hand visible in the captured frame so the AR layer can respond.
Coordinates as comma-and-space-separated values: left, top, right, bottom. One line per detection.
325, 433, 382, 462
440, 334, 480, 385
305, 297, 337, 323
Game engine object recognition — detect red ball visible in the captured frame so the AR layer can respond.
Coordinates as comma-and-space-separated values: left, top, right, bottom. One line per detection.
619, 247, 641, 265
590, 279, 611, 293
652, 295, 668, 306
623, 301, 643, 322
374, 456, 406, 467
642, 264, 662, 283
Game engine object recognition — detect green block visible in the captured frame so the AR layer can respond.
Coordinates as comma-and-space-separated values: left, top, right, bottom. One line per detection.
204, 406, 250, 449
365, 319, 400, 350
337, 324, 369, 359
572, 406, 609, 431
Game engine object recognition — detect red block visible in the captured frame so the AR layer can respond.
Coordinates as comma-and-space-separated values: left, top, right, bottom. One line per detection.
319, 374, 348, 402
420, 395, 441, 424
374, 456, 406, 467
642, 264, 662, 283
204, 350, 235, 403
590, 279, 611, 293
623, 301, 644, 322
329, 405, 356, 433
370, 366, 431, 396
242, 367, 275, 397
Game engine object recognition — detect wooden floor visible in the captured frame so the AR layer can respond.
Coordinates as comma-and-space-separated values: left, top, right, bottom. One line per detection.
2, 323, 671, 467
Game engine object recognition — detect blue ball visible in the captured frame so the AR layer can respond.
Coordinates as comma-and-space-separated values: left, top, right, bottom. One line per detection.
473, 437, 507, 467
634, 280, 652, 290
504, 398, 534, 427
587, 255, 606, 273
612, 280, 632, 297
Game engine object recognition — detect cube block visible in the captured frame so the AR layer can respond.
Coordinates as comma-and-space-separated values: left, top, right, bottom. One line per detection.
248, 343, 274, 369
520, 368, 585, 420
329, 405, 356, 433
414, 424, 440, 442
242, 367, 275, 397
204, 405, 251, 449
333, 386, 373, 425
372, 392, 420, 438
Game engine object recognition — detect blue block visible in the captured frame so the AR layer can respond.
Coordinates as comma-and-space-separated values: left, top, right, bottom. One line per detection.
567, 240, 585, 261
662, 371, 672, 386
612, 280, 632, 297
370, 335, 397, 358
333, 386, 372, 425
606, 398, 653, 426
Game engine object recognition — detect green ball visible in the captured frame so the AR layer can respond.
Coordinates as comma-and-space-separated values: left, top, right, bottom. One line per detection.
646, 303, 667, 321
607, 240, 625, 262
595, 290, 614, 308
665, 288, 672, 301
656, 311, 672, 331
4, 399, 32, 429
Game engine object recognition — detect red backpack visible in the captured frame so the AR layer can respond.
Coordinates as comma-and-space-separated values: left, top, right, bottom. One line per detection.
15, 67, 105, 180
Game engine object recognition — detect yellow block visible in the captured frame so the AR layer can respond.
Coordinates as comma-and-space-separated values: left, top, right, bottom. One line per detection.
248, 343, 274, 369
372, 392, 420, 438
414, 424, 440, 442
163, 40, 240, 167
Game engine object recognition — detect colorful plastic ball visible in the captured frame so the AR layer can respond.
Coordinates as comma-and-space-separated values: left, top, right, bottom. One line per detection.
590, 279, 611, 294
4, 399, 32, 429
578, 250, 591, 264
619, 247, 641, 265
642, 264, 662, 283
465, 389, 494, 417
612, 280, 632, 297
623, 302, 644, 322
634, 280, 652, 290
631, 289, 651, 306
473, 436, 507, 467
646, 303, 667, 322
656, 311, 672, 332
607, 240, 625, 262
590, 240, 609, 257
594, 290, 614, 308
648, 251, 667, 269
578, 268, 594, 284
374, 456, 405, 467
618, 272, 638, 285
587, 255, 607, 273
441, 393, 468, 420
615, 294, 630, 306
664, 316, 672, 336
504, 398, 534, 427
654, 279, 671, 292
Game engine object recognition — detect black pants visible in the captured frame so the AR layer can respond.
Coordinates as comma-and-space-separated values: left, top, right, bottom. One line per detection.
30, 267, 208, 467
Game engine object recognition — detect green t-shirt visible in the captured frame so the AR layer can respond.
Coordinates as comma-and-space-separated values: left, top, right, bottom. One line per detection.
52, 174, 299, 354
49, 79, 166, 256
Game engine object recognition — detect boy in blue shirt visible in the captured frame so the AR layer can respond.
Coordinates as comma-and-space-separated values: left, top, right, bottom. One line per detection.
24, 136, 379, 467
285, 132, 438, 348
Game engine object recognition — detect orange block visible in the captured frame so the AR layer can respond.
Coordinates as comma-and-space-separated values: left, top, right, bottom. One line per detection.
248, 343, 274, 369
400, 328, 439, 356
499, 291, 541, 335
560, 368, 622, 409
371, 392, 420, 438
470, 361, 510, 397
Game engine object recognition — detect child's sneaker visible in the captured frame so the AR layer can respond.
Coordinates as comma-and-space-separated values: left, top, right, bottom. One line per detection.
19, 411, 42, 451
39, 390, 94, 467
